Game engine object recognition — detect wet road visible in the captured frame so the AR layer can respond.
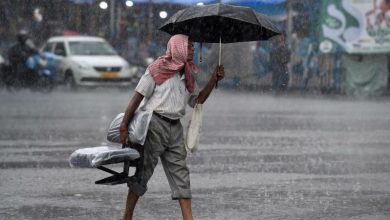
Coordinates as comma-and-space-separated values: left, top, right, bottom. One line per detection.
1, 88, 390, 220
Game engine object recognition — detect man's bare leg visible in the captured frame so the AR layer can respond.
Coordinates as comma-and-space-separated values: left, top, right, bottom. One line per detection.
123, 190, 139, 220
179, 198, 193, 220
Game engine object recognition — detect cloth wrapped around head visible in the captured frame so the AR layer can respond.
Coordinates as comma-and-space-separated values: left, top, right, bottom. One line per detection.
147, 34, 198, 93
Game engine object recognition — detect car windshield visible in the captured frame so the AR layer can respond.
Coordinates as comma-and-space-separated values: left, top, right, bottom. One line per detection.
68, 41, 117, 55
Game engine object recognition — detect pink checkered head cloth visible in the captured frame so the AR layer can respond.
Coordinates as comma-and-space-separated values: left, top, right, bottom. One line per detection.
147, 34, 198, 93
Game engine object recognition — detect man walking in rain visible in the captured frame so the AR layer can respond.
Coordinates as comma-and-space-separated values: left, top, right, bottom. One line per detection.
119, 34, 224, 220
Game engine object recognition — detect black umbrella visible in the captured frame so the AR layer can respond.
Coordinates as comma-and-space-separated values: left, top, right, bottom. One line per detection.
159, 3, 281, 65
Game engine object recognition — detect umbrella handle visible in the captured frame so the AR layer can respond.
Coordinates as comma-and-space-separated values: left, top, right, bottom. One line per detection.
218, 36, 221, 65
216, 36, 221, 89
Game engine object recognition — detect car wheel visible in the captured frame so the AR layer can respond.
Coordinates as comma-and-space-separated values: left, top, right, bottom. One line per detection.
64, 71, 77, 91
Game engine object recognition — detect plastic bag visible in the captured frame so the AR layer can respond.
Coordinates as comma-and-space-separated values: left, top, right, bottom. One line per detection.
185, 104, 203, 153
107, 110, 153, 145
69, 146, 140, 168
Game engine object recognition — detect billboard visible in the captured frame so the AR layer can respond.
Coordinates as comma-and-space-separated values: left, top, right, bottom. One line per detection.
319, 0, 390, 54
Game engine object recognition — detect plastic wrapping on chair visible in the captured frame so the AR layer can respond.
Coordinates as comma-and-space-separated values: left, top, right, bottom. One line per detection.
69, 146, 140, 168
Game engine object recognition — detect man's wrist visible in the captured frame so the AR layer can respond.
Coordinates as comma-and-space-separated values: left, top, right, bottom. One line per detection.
211, 75, 218, 83
119, 123, 128, 132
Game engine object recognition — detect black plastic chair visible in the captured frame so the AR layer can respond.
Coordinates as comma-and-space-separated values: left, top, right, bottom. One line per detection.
95, 144, 141, 185
69, 144, 141, 186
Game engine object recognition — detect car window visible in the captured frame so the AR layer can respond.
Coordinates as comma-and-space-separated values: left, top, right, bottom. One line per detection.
68, 41, 117, 56
54, 42, 67, 56
42, 42, 54, 52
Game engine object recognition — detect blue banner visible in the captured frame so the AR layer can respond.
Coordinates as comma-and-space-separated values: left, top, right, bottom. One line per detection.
67, 0, 287, 16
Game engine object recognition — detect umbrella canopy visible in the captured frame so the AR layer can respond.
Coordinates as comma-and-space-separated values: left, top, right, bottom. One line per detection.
159, 3, 281, 44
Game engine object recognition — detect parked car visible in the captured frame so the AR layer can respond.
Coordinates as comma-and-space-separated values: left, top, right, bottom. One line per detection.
41, 36, 138, 88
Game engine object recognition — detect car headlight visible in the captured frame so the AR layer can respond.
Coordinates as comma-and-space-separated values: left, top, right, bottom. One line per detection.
77, 62, 91, 70
123, 63, 137, 75
131, 66, 139, 73
123, 63, 130, 70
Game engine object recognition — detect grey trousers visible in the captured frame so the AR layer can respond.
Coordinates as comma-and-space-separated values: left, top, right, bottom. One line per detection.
128, 113, 192, 200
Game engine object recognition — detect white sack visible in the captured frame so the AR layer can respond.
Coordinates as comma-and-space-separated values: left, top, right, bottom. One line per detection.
107, 110, 152, 145
185, 104, 203, 153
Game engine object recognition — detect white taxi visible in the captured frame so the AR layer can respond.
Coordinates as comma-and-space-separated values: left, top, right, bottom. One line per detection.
42, 36, 138, 88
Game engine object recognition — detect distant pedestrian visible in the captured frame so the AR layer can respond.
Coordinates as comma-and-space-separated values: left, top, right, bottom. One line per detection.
290, 28, 313, 91
119, 34, 224, 220
270, 34, 290, 92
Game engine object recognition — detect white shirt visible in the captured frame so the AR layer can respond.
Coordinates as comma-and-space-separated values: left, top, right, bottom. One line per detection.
135, 70, 199, 120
